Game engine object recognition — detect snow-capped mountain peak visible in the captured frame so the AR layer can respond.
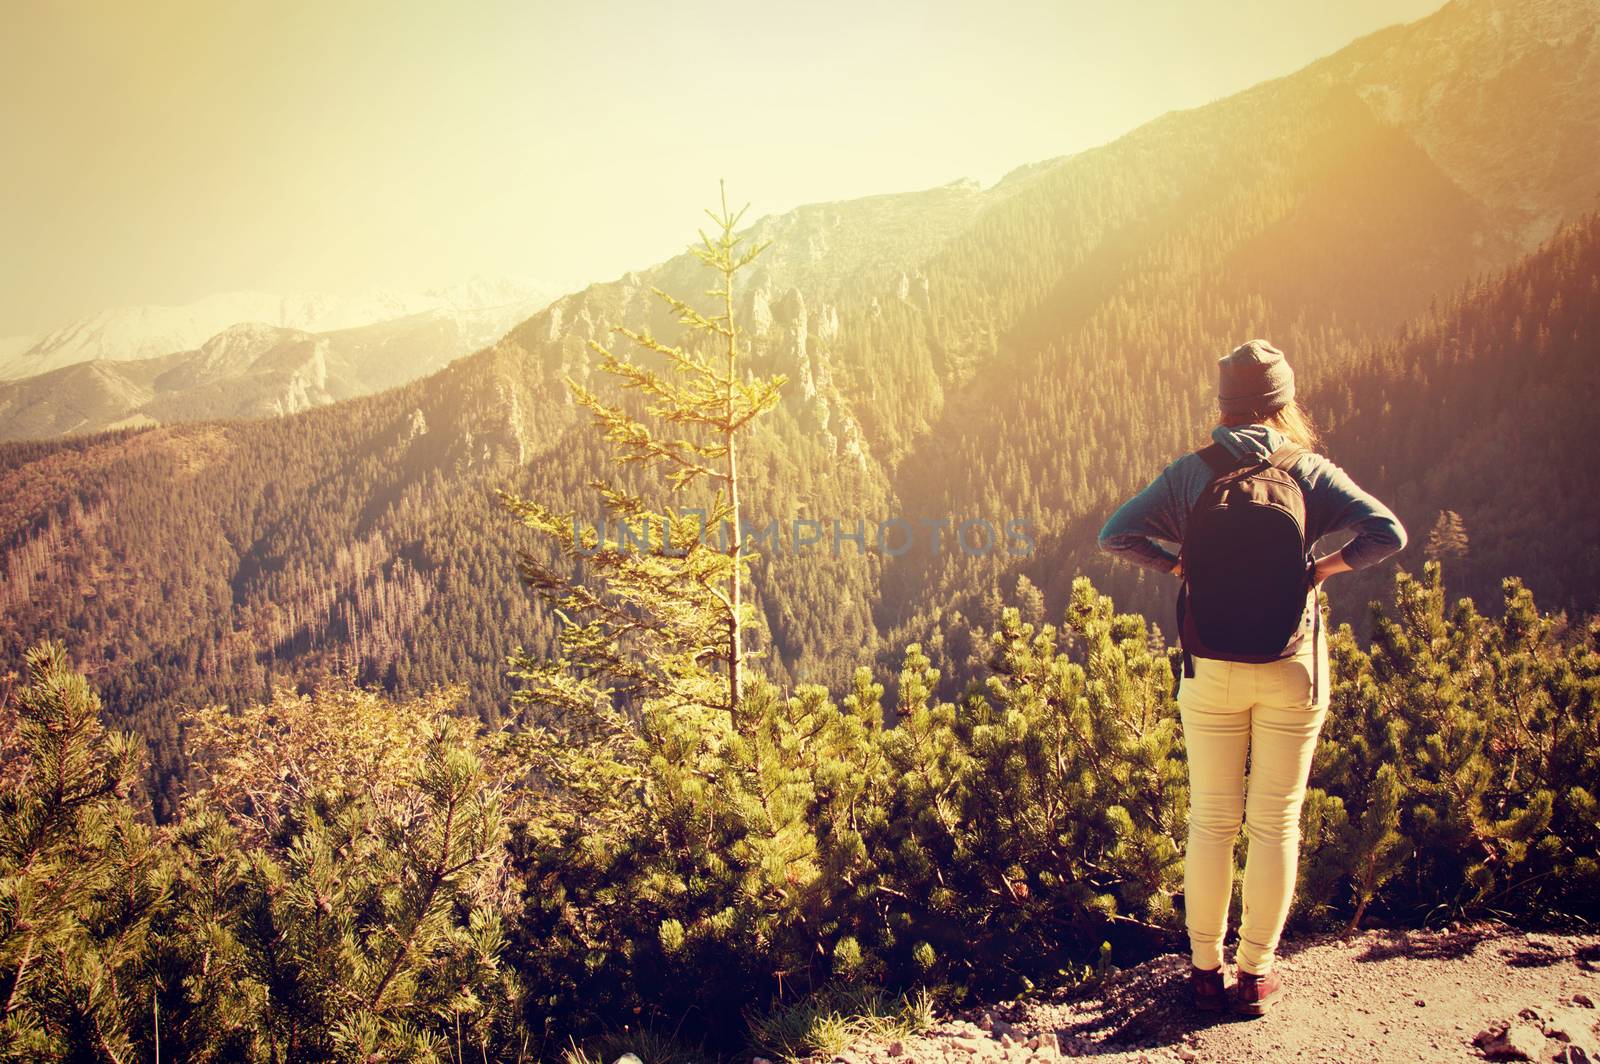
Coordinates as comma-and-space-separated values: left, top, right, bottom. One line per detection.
0, 275, 567, 382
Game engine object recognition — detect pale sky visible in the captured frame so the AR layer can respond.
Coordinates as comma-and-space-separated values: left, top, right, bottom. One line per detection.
0, 0, 1447, 337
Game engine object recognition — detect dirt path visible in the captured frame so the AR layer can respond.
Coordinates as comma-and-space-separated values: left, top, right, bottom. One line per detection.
827, 922, 1600, 1063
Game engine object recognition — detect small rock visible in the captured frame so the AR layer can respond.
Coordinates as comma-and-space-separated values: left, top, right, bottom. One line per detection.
1547, 1009, 1600, 1054
949, 1036, 985, 1055
979, 1013, 995, 1031
885, 1045, 904, 1059
1177, 1048, 1198, 1062
1474, 1022, 1547, 1060
1573, 993, 1596, 1009
1415, 998, 1426, 1007
614, 1056, 644, 1064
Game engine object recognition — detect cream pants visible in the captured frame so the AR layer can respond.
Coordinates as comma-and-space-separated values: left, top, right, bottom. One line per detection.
1177, 638, 1328, 976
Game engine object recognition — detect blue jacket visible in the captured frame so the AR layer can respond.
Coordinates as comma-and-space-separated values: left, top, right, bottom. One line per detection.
1096, 424, 1408, 573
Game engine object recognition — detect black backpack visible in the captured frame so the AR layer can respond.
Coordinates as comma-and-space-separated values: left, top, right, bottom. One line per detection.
1175, 440, 1321, 702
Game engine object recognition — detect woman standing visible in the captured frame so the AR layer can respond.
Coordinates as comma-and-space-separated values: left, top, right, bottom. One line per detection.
1096, 339, 1407, 1017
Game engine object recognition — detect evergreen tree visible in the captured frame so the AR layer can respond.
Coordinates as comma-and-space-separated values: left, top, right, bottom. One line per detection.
499, 179, 785, 729
171, 675, 523, 1061
0, 641, 166, 1062
1013, 574, 1045, 625
495, 186, 855, 1046
1424, 509, 1470, 562
1293, 562, 1597, 931
1295, 592, 1412, 933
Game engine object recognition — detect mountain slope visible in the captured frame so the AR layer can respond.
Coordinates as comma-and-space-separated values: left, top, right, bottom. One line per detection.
1311, 0, 1600, 247
871, 0, 1600, 648
0, 174, 1033, 813
1313, 211, 1600, 620
1, 0, 1596, 815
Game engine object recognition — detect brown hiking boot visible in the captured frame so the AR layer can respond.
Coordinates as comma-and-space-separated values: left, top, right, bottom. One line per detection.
1190, 964, 1227, 1012
1232, 967, 1283, 1017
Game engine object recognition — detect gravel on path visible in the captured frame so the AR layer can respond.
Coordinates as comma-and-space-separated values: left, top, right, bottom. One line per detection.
820, 921, 1600, 1064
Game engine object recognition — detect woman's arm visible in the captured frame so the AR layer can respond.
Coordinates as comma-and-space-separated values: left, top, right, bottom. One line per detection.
1097, 461, 1185, 574
1303, 456, 1408, 575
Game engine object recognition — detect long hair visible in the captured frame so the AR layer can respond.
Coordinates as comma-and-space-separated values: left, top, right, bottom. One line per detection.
1216, 397, 1322, 452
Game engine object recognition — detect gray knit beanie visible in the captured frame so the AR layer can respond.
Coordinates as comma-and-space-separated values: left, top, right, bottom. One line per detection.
1218, 339, 1295, 416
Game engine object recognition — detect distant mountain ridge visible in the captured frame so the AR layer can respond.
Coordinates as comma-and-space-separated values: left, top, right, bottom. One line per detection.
0, 276, 566, 438
0, 274, 565, 382
0, 299, 559, 440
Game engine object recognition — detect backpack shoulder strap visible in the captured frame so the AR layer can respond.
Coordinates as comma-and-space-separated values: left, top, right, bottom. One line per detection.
1195, 442, 1241, 478
1264, 441, 1308, 474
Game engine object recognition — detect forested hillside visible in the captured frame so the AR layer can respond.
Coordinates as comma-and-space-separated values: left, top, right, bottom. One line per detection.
902, 211, 1600, 692
870, 0, 1600, 659
1, 0, 1597, 815
1318, 212, 1600, 622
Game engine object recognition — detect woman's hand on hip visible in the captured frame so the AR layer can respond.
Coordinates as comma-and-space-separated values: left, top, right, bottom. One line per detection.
1313, 551, 1353, 587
